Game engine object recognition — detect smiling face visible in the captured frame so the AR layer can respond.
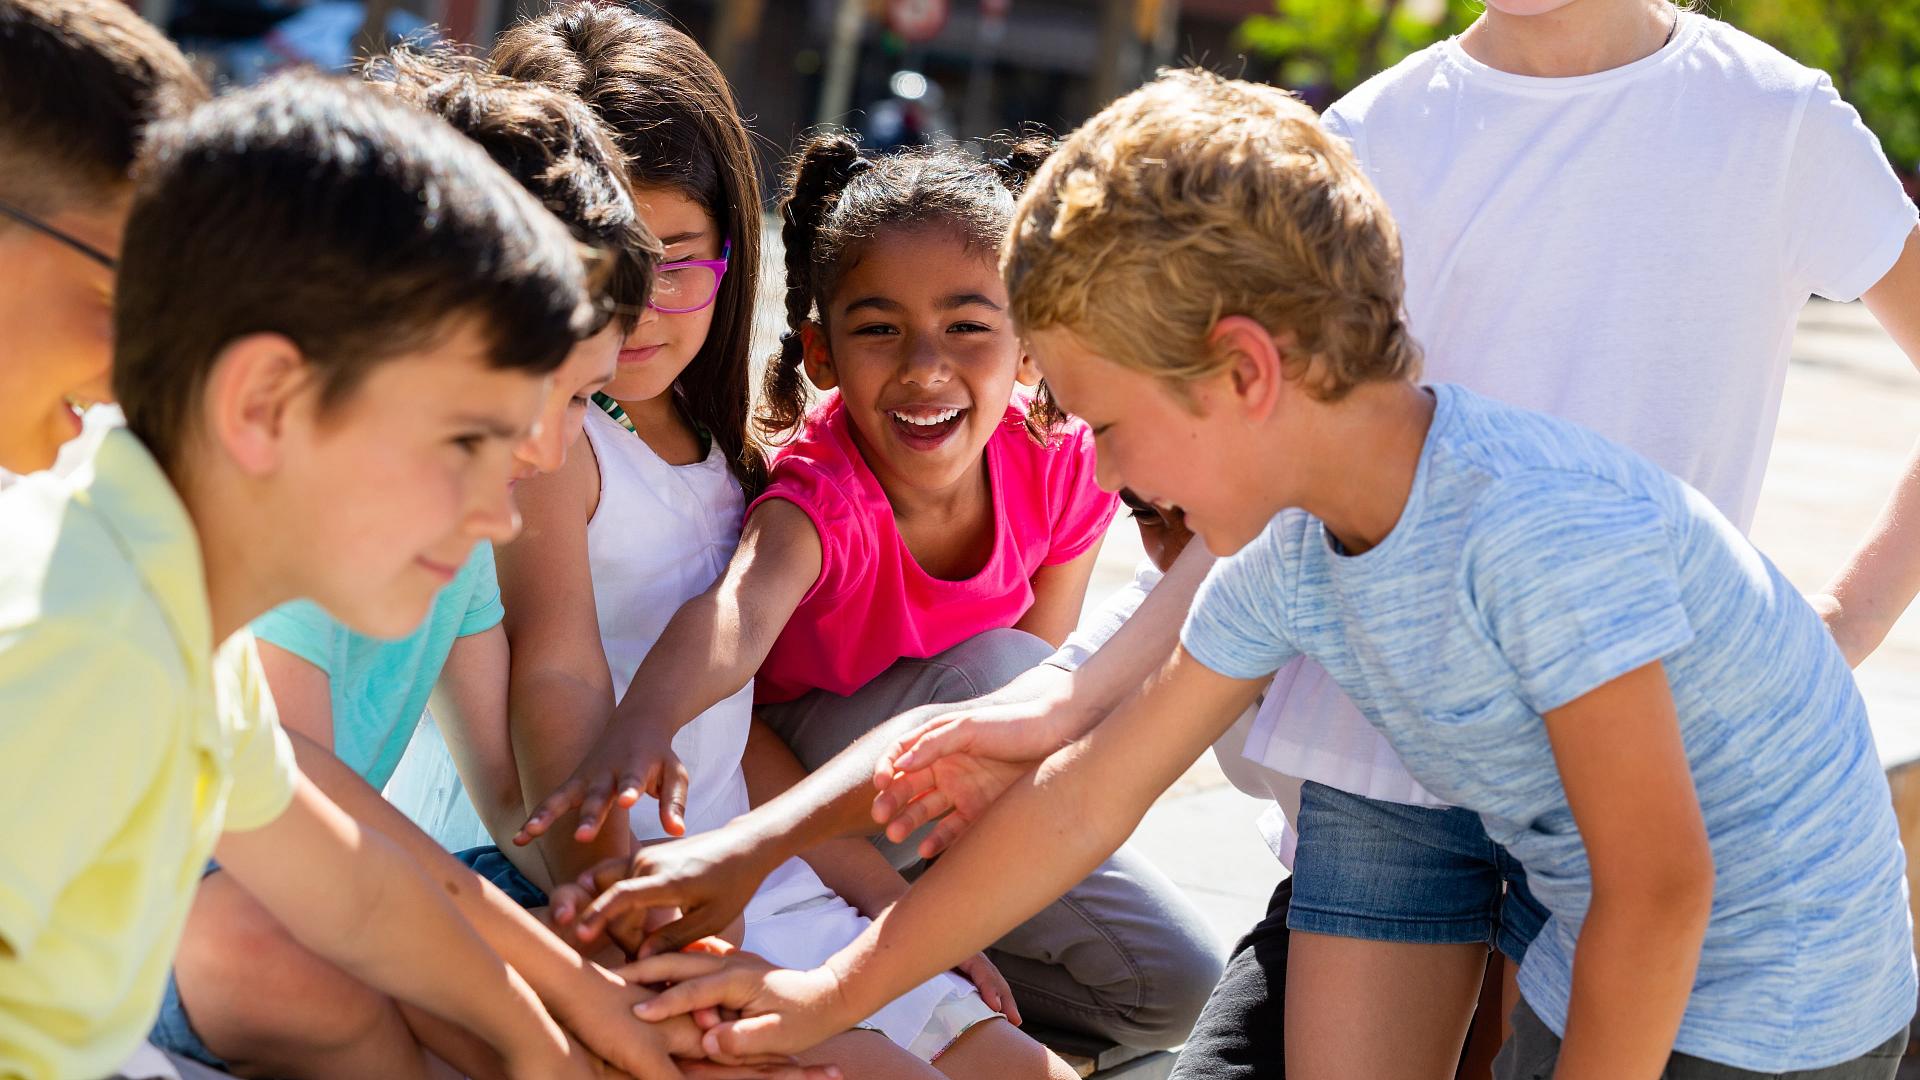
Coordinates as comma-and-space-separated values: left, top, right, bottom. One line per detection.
1030, 324, 1284, 557
0, 192, 128, 473
805, 225, 1035, 499
269, 318, 546, 637
609, 184, 719, 404
510, 320, 619, 483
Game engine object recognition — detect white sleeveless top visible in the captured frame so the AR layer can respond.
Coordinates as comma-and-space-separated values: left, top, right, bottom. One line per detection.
582, 406, 758, 840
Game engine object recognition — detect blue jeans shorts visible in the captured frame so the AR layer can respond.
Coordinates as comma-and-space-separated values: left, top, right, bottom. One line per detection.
148, 861, 226, 1069
1288, 781, 1548, 963
456, 845, 550, 910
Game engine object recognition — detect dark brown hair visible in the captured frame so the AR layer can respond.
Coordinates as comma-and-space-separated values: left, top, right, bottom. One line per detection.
491, 3, 765, 491
0, 0, 206, 214
115, 72, 595, 473
371, 44, 663, 333
762, 128, 1059, 444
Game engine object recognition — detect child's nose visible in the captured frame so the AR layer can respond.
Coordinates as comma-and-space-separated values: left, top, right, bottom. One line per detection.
900, 333, 951, 385
515, 418, 566, 478
472, 475, 523, 545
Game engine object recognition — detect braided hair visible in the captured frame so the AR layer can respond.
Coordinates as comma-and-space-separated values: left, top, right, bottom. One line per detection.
759, 128, 1061, 445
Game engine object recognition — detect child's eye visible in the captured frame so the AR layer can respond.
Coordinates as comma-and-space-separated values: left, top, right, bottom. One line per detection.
570, 395, 593, 408
852, 323, 900, 336
949, 321, 993, 334
451, 434, 486, 456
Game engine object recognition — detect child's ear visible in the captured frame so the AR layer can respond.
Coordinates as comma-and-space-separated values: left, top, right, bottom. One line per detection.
203, 332, 308, 477
1014, 350, 1042, 387
799, 321, 836, 392
1208, 315, 1286, 423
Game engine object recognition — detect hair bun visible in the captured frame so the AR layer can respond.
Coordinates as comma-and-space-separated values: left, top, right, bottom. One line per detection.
991, 126, 1056, 191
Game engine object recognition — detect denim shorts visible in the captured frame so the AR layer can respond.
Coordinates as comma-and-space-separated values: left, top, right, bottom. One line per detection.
147, 861, 227, 1069
1287, 781, 1548, 962
456, 844, 550, 909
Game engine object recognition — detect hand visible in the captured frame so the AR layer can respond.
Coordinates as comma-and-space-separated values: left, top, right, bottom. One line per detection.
521, 726, 690, 845
558, 829, 780, 956
629, 953, 859, 1062
504, 1025, 650, 1080
953, 952, 1020, 1026
544, 958, 708, 1076
872, 696, 1083, 856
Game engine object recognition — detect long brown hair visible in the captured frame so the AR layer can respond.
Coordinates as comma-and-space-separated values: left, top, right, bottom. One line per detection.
492, 3, 765, 491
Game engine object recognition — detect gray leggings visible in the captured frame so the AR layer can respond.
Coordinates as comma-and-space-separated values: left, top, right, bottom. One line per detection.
1494, 998, 1909, 1080
758, 628, 1225, 1050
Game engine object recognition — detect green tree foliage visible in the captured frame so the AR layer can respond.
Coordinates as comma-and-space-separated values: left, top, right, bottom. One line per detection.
1239, 0, 1920, 171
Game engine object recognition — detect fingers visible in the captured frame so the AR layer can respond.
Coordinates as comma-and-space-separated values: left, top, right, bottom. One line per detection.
682, 1062, 840, 1080
883, 788, 955, 844
577, 876, 691, 936
621, 950, 732, 985
612, 1036, 687, 1080
659, 753, 690, 837
640, 911, 723, 959
575, 767, 642, 844
518, 779, 587, 844
918, 812, 974, 860
550, 881, 594, 927
889, 717, 969, 773
702, 1015, 801, 1063
632, 969, 756, 1022
871, 767, 940, 827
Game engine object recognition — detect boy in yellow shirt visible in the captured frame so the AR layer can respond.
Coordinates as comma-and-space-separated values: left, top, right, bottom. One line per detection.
0, 72, 636, 1080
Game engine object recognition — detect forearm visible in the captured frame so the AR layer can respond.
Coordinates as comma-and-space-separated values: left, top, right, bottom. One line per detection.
829, 738, 1137, 1020
795, 836, 909, 919
289, 734, 619, 1016
1821, 437, 1920, 665
509, 668, 632, 883
1552, 890, 1709, 1080
1068, 541, 1213, 718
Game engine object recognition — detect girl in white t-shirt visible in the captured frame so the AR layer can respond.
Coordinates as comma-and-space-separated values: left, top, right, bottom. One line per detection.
1235, 3, 1920, 1078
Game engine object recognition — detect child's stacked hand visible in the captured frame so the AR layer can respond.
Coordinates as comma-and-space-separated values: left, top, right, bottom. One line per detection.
872, 697, 1080, 858
519, 724, 693, 846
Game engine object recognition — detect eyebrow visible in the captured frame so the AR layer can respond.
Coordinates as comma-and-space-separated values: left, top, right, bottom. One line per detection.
451, 413, 528, 439
841, 292, 1004, 317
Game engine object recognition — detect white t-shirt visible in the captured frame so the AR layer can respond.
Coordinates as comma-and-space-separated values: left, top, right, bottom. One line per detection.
1250, 11, 1918, 810
1048, 561, 1306, 864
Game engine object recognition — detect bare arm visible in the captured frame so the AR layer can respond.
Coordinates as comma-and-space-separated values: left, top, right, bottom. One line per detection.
215, 774, 582, 1079
432, 625, 550, 890
631, 646, 1264, 1057
568, 541, 1216, 950
496, 442, 628, 887
1820, 226, 1920, 664
519, 499, 822, 846
256, 641, 708, 1076
1541, 662, 1714, 1079
1013, 543, 1105, 647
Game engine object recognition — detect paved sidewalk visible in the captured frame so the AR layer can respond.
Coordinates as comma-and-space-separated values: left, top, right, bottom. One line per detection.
1120, 297, 1920, 954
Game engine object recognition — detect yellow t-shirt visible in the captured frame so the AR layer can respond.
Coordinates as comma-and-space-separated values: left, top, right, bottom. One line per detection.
0, 427, 296, 1080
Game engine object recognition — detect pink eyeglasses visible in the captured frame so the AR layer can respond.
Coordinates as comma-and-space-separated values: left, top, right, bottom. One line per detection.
649, 239, 731, 314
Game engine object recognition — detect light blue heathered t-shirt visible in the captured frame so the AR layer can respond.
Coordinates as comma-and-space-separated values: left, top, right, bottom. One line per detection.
1182, 384, 1914, 1071
252, 543, 503, 791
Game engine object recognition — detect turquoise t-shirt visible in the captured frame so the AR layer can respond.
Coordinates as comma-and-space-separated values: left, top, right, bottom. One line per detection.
252, 543, 503, 791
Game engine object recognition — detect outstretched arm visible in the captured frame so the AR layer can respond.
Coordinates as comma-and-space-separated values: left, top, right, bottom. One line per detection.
1818, 227, 1920, 664
630, 646, 1264, 1059
519, 499, 822, 846
566, 541, 1216, 949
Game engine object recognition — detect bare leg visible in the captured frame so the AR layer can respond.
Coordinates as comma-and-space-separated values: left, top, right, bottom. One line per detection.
929, 1018, 1079, 1080
172, 874, 433, 1080
801, 1030, 946, 1080
1285, 932, 1486, 1080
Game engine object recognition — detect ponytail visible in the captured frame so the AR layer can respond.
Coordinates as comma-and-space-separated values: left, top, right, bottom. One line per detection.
759, 130, 870, 441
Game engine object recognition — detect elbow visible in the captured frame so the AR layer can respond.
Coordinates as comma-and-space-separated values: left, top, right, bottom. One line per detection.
1598, 842, 1715, 943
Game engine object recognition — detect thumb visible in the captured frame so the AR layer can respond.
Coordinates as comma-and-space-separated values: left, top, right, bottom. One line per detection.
704, 1013, 803, 1062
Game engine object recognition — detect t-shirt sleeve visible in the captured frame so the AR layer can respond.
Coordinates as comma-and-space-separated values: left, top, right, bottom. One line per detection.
1463, 472, 1697, 715
1785, 74, 1918, 302
251, 599, 341, 675
1180, 528, 1302, 681
749, 458, 870, 607
0, 611, 167, 955
456, 542, 505, 637
1042, 421, 1121, 566
216, 633, 299, 833
1044, 561, 1162, 673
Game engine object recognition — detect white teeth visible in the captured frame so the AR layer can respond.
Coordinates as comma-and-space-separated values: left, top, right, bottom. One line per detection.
891, 408, 960, 427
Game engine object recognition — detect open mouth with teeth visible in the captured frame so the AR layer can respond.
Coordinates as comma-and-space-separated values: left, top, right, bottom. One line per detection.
888, 405, 968, 450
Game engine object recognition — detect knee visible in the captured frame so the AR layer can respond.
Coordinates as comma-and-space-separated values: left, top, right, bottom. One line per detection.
1123, 932, 1228, 1049
928, 628, 1056, 700
174, 882, 396, 1066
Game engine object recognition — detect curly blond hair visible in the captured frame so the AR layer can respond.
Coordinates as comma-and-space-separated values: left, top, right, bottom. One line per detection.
1004, 68, 1419, 399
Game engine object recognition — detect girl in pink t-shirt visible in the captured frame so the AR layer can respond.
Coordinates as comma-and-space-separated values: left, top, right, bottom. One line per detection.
524, 132, 1115, 839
